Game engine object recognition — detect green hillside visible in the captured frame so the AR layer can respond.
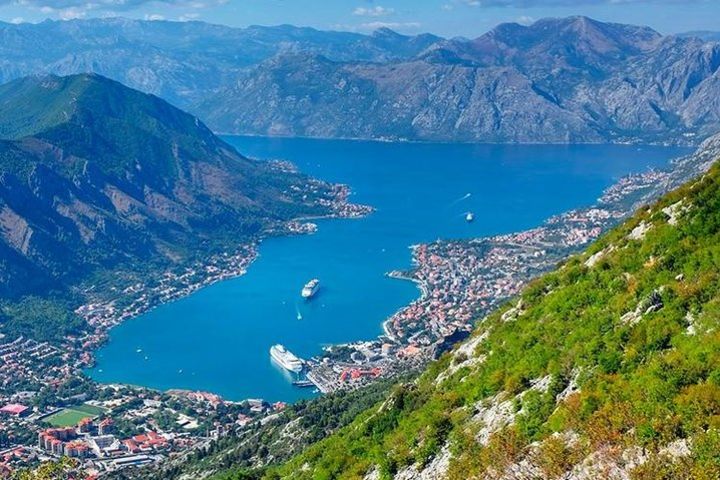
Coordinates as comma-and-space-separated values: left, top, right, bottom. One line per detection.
0, 74, 341, 306
248, 161, 720, 478
0, 74, 245, 186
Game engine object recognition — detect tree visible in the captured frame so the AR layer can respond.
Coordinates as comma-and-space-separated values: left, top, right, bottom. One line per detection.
12, 458, 79, 480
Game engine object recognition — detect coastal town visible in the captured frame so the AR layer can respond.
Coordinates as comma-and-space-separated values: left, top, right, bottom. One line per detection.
300, 202, 625, 394
0, 147, 708, 477
0, 182, 372, 477
0, 376, 287, 476
297, 153, 706, 394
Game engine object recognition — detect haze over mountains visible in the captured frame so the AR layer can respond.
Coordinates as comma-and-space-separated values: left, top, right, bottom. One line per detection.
681, 31, 720, 42
0, 18, 440, 107
0, 73, 338, 299
1, 16, 720, 145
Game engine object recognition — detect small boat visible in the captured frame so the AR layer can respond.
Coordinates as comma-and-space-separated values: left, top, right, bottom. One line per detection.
465, 212, 475, 223
301, 279, 320, 299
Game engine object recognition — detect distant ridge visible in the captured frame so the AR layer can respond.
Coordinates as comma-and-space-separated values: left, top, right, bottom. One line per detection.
680, 30, 720, 41
0, 18, 440, 107
194, 16, 720, 144
0, 17, 719, 144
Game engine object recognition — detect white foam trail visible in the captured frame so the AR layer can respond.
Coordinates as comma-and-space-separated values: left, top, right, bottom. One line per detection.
449, 193, 472, 207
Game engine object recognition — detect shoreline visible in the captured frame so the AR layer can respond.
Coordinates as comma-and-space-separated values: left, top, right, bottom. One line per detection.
222, 132, 700, 149
64, 140, 718, 400
76, 190, 373, 382
301, 139, 718, 394
383, 267, 429, 342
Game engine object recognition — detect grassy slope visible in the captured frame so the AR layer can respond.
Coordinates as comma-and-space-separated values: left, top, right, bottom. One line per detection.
254, 161, 720, 479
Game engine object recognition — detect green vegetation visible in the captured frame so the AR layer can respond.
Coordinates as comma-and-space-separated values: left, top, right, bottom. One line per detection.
0, 73, 343, 339
71, 403, 107, 416
11, 457, 79, 480
43, 410, 93, 428
0, 296, 86, 342
141, 377, 416, 480
43, 404, 106, 428
0, 74, 211, 181
214, 161, 720, 479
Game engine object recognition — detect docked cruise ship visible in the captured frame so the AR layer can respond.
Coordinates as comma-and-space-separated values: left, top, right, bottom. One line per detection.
270, 344, 304, 373
301, 278, 320, 299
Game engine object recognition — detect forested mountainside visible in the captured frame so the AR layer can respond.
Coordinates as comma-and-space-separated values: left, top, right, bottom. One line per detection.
0, 73, 342, 338
2, 17, 720, 144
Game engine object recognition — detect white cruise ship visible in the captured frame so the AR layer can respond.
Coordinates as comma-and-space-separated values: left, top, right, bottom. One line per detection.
270, 344, 304, 373
301, 278, 320, 299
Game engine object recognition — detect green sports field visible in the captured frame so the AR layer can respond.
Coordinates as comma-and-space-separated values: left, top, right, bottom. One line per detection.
71, 404, 106, 416
43, 404, 108, 427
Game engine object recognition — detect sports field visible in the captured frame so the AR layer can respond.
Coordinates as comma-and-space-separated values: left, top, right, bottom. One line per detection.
43, 404, 107, 427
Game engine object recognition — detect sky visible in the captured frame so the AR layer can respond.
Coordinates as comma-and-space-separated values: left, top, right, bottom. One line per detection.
0, 0, 718, 38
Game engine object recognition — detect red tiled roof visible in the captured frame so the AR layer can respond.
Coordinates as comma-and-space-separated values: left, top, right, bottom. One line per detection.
122, 439, 139, 452
0, 404, 28, 415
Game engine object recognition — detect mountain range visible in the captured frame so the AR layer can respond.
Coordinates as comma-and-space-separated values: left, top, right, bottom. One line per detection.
0, 73, 338, 301
3, 14, 720, 480
197, 17, 720, 144
0, 19, 439, 108
1, 17, 720, 144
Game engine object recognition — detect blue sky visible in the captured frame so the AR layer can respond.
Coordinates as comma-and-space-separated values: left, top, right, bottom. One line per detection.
0, 0, 718, 38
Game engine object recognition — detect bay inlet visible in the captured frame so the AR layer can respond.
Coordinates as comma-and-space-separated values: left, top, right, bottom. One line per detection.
88, 138, 689, 402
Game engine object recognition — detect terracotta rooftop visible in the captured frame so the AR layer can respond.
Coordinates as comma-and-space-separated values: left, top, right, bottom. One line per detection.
0, 404, 28, 415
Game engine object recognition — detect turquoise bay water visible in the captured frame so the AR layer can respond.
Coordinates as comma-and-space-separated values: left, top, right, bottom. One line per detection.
89, 139, 689, 402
